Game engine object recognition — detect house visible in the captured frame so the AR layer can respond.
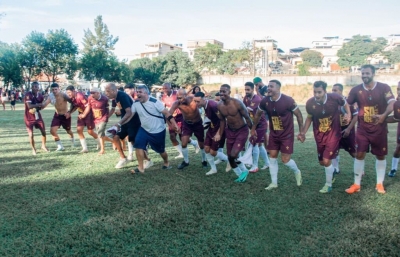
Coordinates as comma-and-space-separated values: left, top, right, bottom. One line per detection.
134, 42, 183, 60
186, 39, 224, 60
310, 36, 351, 70
253, 38, 282, 75
385, 34, 400, 51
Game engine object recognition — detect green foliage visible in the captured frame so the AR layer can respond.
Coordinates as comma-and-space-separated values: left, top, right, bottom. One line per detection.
193, 43, 224, 72
160, 51, 198, 86
216, 51, 237, 75
385, 47, 400, 64
82, 15, 118, 54
337, 35, 388, 67
0, 42, 24, 87
297, 63, 310, 76
300, 50, 322, 67
130, 58, 163, 86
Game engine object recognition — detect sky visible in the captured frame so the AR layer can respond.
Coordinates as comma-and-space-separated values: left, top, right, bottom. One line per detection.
1, 0, 399, 61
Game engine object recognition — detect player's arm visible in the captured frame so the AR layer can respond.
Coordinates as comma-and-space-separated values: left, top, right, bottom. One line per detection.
237, 100, 253, 129
26, 100, 42, 109
250, 108, 264, 137
80, 104, 91, 119
374, 100, 395, 125
168, 101, 179, 117
214, 105, 225, 141
293, 108, 304, 133
342, 102, 351, 125
300, 115, 312, 143
41, 97, 51, 109
162, 109, 179, 133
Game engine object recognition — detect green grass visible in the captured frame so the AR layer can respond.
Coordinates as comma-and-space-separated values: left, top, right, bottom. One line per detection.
1, 103, 400, 256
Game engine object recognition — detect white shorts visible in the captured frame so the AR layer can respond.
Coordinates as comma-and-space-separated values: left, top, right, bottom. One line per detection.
1, 97, 8, 102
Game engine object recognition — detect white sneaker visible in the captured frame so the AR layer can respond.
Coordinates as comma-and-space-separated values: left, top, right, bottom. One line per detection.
261, 165, 269, 170
56, 146, 65, 151
214, 159, 224, 165
265, 183, 278, 190
225, 161, 232, 172
115, 158, 128, 169
144, 160, 154, 169
206, 169, 217, 176
80, 149, 89, 153
174, 154, 184, 159
127, 154, 135, 161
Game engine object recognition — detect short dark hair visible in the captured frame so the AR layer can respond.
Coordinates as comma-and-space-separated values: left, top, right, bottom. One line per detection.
50, 83, 59, 88
269, 79, 281, 87
118, 86, 124, 92
221, 84, 230, 90
361, 64, 376, 74
333, 83, 343, 92
124, 83, 134, 89
66, 85, 75, 91
195, 91, 205, 98
31, 81, 39, 87
244, 82, 254, 89
215, 92, 220, 96
313, 81, 327, 91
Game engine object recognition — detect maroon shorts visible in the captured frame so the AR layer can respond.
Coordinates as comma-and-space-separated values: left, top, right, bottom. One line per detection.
25, 119, 45, 133
268, 134, 294, 154
250, 126, 267, 145
205, 127, 220, 151
225, 125, 249, 156
316, 140, 340, 161
77, 112, 95, 130
397, 123, 400, 144
51, 113, 71, 130
169, 114, 183, 138
356, 130, 388, 156
182, 119, 204, 142
218, 130, 226, 149
339, 130, 356, 154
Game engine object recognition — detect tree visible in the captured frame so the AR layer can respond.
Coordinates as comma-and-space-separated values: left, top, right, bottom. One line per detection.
297, 63, 310, 76
82, 15, 118, 54
337, 35, 387, 67
160, 51, 198, 86
0, 42, 24, 88
386, 47, 400, 64
216, 51, 237, 75
193, 43, 224, 73
130, 58, 163, 86
300, 50, 322, 67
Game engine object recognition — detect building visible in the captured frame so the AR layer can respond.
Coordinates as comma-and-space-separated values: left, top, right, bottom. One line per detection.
186, 39, 224, 60
310, 36, 351, 70
134, 42, 183, 60
253, 38, 283, 75
385, 34, 400, 51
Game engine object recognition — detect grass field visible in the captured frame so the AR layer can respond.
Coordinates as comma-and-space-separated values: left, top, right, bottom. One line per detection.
1, 102, 400, 256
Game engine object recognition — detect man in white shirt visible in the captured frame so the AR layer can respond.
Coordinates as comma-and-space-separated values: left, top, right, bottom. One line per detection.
130, 85, 179, 173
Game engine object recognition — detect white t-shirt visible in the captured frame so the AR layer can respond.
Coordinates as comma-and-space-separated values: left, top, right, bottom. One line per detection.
131, 96, 166, 133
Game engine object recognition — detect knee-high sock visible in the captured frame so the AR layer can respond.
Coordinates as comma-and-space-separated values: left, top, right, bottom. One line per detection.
80, 138, 87, 150
233, 167, 242, 177
391, 157, 399, 170
128, 142, 134, 155
182, 147, 189, 163
284, 159, 300, 174
189, 139, 197, 146
216, 151, 228, 161
325, 164, 334, 187
200, 149, 206, 162
354, 159, 364, 185
174, 144, 183, 155
376, 159, 386, 184
269, 158, 278, 184
259, 145, 269, 166
218, 148, 223, 153
206, 153, 217, 171
332, 155, 339, 172
252, 145, 260, 167
236, 160, 247, 172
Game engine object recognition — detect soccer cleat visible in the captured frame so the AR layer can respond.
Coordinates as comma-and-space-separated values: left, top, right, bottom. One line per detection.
249, 167, 259, 173
127, 154, 135, 161
115, 158, 128, 169
144, 160, 154, 169
345, 184, 361, 194
261, 164, 269, 170
319, 185, 332, 193
388, 169, 396, 177
265, 183, 278, 190
234, 170, 249, 183
202, 161, 208, 168
162, 165, 172, 170
206, 169, 217, 176
174, 154, 184, 159
56, 146, 65, 151
375, 183, 386, 194
178, 161, 189, 170
214, 159, 224, 165
334, 168, 340, 174
225, 161, 232, 172
295, 171, 302, 186
80, 149, 89, 153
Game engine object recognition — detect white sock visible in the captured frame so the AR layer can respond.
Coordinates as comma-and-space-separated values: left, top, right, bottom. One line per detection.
182, 147, 189, 163
269, 158, 278, 184
174, 144, 183, 155
206, 153, 217, 171
252, 145, 260, 168
325, 164, 334, 187
218, 148, 223, 153
189, 139, 197, 146
233, 167, 242, 177
376, 159, 386, 184
80, 138, 87, 150
332, 156, 339, 172
259, 145, 269, 166
391, 157, 399, 170
128, 142, 134, 155
236, 160, 247, 172
354, 159, 364, 185
71, 138, 75, 146
284, 159, 300, 174
216, 151, 228, 161
200, 149, 206, 162
56, 140, 63, 147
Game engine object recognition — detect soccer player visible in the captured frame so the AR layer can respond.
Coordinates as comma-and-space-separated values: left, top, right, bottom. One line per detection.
104, 83, 140, 169
386, 81, 400, 177
251, 79, 304, 190
216, 84, 253, 183
301, 81, 350, 193
253, 77, 268, 97
194, 91, 229, 175
66, 86, 99, 153
243, 81, 270, 172
169, 89, 206, 169
345, 65, 395, 194
331, 83, 358, 174
41, 83, 75, 151
24, 82, 49, 155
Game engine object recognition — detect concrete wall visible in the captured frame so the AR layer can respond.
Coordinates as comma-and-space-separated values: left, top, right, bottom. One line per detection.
198, 74, 400, 87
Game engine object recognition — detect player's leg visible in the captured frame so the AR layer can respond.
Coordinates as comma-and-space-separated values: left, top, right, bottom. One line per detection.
265, 149, 279, 190
114, 125, 129, 168
76, 125, 88, 153
346, 132, 369, 194
230, 127, 249, 183
193, 121, 206, 167
26, 123, 36, 155
282, 153, 302, 186
37, 120, 49, 152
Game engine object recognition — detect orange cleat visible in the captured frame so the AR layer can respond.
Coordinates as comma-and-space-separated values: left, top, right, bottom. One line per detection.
375, 183, 386, 194
345, 184, 361, 194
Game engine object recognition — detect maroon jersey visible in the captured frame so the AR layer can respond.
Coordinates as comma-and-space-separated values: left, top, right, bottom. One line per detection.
347, 82, 395, 134
306, 93, 345, 144
393, 100, 400, 121
259, 94, 297, 139
243, 94, 267, 129
71, 92, 89, 114
161, 90, 181, 116
340, 102, 358, 130
88, 94, 109, 124
204, 100, 220, 132
24, 91, 44, 122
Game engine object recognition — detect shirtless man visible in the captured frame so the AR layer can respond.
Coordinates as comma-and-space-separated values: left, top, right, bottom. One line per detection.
66, 85, 99, 153
24, 81, 49, 155
216, 84, 253, 183
41, 83, 74, 151
169, 89, 206, 169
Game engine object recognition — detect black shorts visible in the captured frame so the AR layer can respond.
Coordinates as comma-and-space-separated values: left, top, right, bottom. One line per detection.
117, 121, 140, 143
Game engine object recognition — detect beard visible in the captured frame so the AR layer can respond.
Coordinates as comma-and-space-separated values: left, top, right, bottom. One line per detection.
362, 77, 373, 84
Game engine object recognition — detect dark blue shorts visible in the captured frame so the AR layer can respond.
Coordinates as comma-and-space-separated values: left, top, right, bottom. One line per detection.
134, 127, 166, 154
